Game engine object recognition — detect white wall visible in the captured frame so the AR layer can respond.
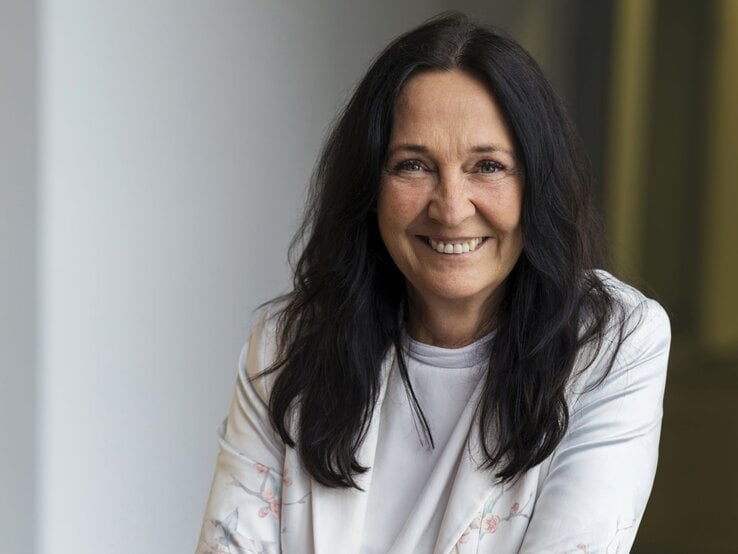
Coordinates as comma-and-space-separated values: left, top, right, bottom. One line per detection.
37, 2, 460, 552
0, 1, 37, 552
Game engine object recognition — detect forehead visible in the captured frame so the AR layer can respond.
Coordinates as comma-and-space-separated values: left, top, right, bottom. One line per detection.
391, 69, 514, 147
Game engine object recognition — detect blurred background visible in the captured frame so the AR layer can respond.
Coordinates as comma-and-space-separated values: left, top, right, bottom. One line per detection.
1, 0, 735, 552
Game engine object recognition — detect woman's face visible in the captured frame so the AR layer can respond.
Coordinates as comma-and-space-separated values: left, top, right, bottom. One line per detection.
378, 69, 524, 312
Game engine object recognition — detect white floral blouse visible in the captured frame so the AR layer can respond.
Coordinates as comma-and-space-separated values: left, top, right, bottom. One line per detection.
197, 273, 670, 553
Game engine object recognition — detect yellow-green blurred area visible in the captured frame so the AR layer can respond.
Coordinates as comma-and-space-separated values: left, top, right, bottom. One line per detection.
502, 0, 738, 550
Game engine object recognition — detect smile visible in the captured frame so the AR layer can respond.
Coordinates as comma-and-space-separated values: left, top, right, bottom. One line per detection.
425, 237, 487, 254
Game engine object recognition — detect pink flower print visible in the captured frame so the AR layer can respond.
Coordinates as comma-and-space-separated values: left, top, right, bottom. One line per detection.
255, 463, 268, 475
576, 544, 588, 552
269, 499, 281, 516
511, 502, 519, 514
471, 514, 482, 529
283, 466, 293, 487
257, 507, 269, 518
264, 488, 281, 516
458, 529, 471, 544
482, 514, 499, 534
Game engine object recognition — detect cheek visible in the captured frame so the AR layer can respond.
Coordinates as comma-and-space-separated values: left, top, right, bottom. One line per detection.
481, 186, 524, 235
506, 190, 525, 253
504, 204, 523, 235
378, 185, 425, 233
503, 182, 524, 230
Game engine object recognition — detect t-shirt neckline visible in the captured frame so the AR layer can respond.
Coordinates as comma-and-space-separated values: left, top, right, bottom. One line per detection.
402, 328, 495, 369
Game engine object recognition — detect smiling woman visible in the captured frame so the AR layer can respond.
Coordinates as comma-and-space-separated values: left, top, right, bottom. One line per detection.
198, 12, 670, 554
379, 69, 524, 348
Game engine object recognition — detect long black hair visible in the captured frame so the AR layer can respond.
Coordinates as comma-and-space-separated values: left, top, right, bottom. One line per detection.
261, 12, 627, 488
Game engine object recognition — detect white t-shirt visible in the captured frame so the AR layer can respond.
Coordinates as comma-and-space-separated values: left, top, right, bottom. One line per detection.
361, 331, 493, 554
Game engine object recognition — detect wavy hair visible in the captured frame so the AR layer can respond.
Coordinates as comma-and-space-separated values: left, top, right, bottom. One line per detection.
261, 12, 627, 488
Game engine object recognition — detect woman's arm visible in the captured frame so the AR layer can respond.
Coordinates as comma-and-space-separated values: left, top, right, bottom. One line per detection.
519, 298, 671, 553
197, 309, 285, 554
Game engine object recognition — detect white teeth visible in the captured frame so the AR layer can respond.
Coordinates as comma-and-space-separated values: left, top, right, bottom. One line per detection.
428, 237, 485, 254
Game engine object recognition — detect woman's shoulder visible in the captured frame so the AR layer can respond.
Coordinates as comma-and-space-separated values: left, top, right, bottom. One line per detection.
237, 299, 287, 404
570, 270, 671, 403
590, 268, 670, 336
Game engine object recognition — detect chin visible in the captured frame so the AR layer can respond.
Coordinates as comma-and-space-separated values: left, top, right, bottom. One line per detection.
422, 283, 495, 304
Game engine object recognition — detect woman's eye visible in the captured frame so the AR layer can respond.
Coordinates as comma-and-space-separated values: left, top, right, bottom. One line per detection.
395, 160, 423, 172
479, 160, 504, 174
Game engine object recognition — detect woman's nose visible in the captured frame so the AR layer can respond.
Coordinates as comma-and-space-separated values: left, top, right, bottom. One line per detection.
427, 171, 475, 227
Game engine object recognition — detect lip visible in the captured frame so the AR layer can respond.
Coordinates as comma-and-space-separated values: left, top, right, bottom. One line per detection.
423, 235, 487, 242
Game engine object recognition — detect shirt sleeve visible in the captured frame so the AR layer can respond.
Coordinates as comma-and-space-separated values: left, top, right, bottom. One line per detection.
197, 308, 285, 554
519, 298, 671, 553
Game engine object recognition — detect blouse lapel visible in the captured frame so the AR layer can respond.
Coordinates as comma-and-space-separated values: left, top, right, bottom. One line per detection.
309, 351, 395, 553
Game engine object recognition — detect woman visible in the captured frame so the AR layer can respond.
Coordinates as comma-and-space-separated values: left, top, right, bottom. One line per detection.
198, 13, 670, 554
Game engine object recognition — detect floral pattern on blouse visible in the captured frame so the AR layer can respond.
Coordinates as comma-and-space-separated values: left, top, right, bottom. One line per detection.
463, 487, 533, 543
198, 461, 310, 554
576, 517, 638, 553
199, 507, 278, 554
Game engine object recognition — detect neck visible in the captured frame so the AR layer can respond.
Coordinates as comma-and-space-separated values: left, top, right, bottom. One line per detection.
405, 290, 499, 348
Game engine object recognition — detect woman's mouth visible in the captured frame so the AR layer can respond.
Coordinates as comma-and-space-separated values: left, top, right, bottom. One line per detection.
424, 236, 487, 254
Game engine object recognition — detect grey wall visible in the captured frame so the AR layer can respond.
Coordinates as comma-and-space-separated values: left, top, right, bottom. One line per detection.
0, 1, 37, 552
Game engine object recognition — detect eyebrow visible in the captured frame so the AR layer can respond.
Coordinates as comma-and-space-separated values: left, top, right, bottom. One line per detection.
387, 143, 515, 156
